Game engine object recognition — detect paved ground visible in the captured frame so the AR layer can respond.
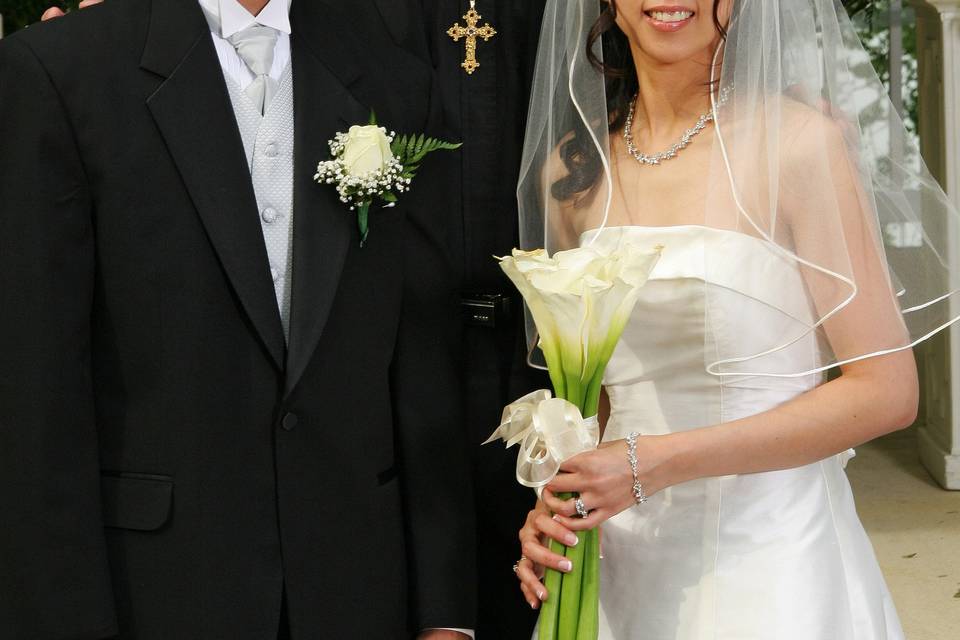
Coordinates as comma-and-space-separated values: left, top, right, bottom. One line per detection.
847, 426, 960, 639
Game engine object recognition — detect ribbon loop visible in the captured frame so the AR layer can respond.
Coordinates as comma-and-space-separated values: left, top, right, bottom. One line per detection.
484, 390, 600, 490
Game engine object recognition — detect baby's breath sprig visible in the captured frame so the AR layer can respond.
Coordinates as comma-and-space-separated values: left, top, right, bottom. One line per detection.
313, 112, 460, 246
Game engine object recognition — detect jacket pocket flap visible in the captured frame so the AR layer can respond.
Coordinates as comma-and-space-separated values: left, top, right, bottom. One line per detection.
101, 473, 173, 532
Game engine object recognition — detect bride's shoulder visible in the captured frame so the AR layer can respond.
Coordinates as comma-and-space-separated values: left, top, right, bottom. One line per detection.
775, 98, 853, 169
770, 98, 866, 229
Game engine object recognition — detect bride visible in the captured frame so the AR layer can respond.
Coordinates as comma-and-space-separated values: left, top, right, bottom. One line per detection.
512, 1, 960, 638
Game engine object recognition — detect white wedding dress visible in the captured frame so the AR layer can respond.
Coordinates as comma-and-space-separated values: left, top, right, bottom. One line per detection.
588, 225, 905, 639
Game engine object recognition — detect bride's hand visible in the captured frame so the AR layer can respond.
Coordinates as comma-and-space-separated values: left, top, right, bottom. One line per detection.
543, 438, 666, 531
515, 499, 580, 609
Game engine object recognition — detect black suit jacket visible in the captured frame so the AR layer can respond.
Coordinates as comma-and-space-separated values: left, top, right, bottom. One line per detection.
0, 1, 475, 638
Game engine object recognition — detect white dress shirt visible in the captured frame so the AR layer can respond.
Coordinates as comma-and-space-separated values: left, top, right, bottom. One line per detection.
195, 2, 474, 637
197, 0, 291, 91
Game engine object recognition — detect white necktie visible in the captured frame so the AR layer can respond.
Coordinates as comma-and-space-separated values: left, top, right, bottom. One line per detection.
227, 25, 279, 115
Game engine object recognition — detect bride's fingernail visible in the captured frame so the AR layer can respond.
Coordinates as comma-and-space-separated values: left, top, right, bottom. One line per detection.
566, 534, 579, 546
552, 514, 562, 522
559, 559, 573, 572
536, 589, 545, 601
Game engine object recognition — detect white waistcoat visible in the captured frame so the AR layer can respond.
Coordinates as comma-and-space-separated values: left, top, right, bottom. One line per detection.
225, 63, 295, 341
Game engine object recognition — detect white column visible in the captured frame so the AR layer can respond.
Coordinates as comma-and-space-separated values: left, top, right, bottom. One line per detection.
916, 0, 960, 489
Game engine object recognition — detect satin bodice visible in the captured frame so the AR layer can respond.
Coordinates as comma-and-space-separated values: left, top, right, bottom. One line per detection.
585, 225, 824, 435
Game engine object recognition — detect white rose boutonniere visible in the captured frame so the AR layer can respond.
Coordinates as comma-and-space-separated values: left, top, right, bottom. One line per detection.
314, 113, 461, 246
341, 125, 395, 176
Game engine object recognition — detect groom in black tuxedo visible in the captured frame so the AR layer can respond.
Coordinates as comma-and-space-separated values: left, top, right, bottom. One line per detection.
0, 0, 474, 638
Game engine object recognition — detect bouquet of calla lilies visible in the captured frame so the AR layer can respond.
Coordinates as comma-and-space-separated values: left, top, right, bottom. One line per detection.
485, 242, 662, 640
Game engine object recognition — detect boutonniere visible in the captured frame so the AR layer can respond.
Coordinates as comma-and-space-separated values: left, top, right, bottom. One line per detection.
314, 113, 461, 246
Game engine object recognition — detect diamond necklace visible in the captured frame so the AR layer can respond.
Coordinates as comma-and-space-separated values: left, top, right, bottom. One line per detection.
622, 87, 731, 166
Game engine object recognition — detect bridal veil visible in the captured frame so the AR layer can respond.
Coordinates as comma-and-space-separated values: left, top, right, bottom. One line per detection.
516, 0, 960, 378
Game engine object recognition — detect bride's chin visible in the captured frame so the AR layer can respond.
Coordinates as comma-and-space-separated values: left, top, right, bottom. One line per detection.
625, 23, 724, 68
638, 48, 701, 68
631, 33, 724, 71
634, 45, 712, 71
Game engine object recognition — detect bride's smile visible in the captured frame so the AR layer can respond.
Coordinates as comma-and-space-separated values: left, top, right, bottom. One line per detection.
614, 1, 731, 66
642, 6, 696, 32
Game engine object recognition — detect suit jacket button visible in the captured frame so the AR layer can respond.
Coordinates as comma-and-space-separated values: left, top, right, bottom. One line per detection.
281, 412, 298, 431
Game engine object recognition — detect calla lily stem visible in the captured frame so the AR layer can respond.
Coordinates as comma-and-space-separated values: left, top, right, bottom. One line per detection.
539, 373, 603, 640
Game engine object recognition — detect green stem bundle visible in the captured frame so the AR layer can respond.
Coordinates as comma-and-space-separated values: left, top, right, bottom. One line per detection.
538, 375, 602, 640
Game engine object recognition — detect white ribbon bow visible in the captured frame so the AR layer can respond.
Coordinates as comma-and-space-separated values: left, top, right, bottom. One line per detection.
484, 390, 600, 493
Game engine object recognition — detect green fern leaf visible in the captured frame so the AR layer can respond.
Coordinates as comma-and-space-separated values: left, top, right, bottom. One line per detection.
391, 135, 408, 159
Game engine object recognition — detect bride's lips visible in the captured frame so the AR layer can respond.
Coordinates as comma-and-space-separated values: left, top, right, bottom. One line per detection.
643, 6, 696, 32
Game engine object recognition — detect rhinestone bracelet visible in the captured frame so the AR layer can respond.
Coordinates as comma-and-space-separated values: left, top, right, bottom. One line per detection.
626, 432, 648, 506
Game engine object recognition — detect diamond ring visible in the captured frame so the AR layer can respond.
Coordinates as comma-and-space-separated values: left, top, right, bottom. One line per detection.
512, 555, 528, 573
574, 496, 589, 518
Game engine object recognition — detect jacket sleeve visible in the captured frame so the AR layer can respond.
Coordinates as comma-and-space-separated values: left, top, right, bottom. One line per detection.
0, 36, 118, 640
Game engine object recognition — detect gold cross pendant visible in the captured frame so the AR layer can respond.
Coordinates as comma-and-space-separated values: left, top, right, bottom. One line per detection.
447, 0, 497, 75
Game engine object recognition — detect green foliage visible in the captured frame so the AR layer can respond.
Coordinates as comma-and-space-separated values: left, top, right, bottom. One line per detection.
844, 0, 875, 17
391, 133, 461, 166
0, 1, 78, 34
851, 1, 920, 136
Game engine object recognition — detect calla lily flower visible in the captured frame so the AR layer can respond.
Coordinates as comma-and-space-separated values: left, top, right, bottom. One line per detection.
498, 243, 662, 410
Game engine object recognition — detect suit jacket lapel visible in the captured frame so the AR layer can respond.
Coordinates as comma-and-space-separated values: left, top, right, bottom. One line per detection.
141, 0, 286, 371
284, 1, 371, 398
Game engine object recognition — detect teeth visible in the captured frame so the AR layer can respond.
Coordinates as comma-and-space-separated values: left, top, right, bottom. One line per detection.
650, 10, 693, 22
